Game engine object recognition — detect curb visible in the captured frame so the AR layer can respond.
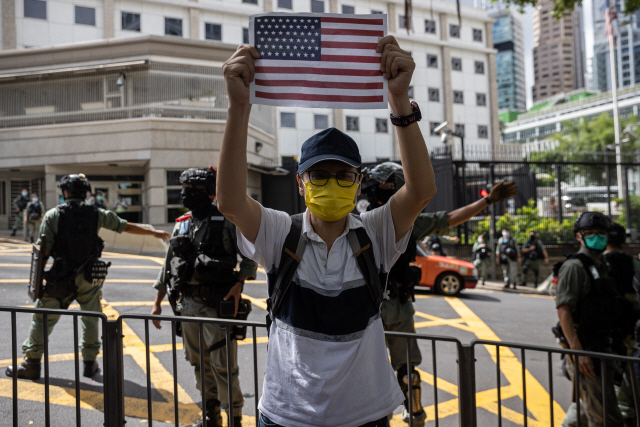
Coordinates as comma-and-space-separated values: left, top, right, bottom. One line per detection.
474, 281, 546, 295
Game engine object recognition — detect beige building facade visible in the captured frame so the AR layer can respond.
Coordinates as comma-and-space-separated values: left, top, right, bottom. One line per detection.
531, 0, 585, 103
0, 36, 277, 228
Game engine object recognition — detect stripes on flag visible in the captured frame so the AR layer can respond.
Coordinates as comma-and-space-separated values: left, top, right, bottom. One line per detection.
249, 13, 388, 109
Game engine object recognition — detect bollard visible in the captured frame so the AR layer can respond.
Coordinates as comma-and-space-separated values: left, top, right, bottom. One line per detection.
104, 320, 125, 427
457, 344, 477, 427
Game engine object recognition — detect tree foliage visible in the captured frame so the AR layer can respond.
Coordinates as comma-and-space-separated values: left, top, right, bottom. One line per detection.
471, 199, 577, 244
497, 0, 640, 19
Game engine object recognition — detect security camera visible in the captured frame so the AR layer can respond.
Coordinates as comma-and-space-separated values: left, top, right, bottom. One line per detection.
116, 73, 125, 87
434, 121, 449, 134
440, 133, 449, 144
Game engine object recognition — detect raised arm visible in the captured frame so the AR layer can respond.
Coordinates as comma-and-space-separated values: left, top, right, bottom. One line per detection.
378, 37, 437, 241
217, 45, 263, 244
447, 182, 517, 227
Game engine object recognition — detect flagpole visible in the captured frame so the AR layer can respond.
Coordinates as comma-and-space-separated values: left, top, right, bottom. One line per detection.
607, 3, 623, 198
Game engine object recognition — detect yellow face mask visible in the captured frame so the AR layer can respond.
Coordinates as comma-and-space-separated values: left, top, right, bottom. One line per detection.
304, 178, 358, 222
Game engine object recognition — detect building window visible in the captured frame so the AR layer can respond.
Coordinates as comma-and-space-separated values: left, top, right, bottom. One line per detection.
376, 118, 388, 133
281, 112, 296, 128
24, 0, 46, 19
399, 15, 407, 29
474, 61, 484, 74
278, 0, 292, 9
342, 5, 355, 14
205, 23, 222, 41
243, 27, 249, 44
476, 93, 486, 106
425, 20, 436, 34
346, 116, 359, 131
371, 9, 383, 14
473, 28, 483, 42
122, 12, 140, 31
478, 125, 488, 139
430, 122, 440, 135
75, 5, 95, 26
314, 114, 328, 129
427, 54, 438, 68
311, 0, 325, 13
455, 124, 465, 137
449, 24, 460, 38
453, 91, 464, 104
407, 86, 414, 99
243, 0, 258, 4
452, 57, 462, 71
167, 171, 188, 222
428, 88, 440, 102
165, 18, 183, 36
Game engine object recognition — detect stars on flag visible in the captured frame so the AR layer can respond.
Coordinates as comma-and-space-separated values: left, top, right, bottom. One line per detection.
254, 17, 321, 61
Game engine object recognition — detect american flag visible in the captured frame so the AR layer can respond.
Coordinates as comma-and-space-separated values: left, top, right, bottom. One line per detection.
249, 13, 388, 109
605, 0, 617, 47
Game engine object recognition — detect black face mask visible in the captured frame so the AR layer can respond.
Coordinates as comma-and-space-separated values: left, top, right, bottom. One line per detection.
529, 235, 536, 241
181, 187, 212, 219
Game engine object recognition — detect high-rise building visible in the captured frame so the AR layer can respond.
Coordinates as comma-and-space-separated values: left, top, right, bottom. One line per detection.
487, 7, 526, 111
592, 0, 640, 92
531, 0, 585, 102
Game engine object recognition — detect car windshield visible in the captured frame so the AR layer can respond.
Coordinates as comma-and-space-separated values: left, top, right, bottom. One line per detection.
416, 243, 428, 257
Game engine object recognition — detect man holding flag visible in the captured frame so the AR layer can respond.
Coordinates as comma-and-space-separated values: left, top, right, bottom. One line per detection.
217, 15, 438, 426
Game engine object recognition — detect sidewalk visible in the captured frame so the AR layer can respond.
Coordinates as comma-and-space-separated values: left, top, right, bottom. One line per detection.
474, 279, 548, 295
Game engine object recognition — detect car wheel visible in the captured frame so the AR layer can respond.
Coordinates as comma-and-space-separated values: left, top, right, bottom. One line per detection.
435, 272, 462, 296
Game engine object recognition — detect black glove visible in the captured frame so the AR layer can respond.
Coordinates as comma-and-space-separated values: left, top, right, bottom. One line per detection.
488, 181, 518, 204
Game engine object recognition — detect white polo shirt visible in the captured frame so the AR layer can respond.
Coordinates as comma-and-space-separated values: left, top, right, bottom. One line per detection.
237, 201, 409, 427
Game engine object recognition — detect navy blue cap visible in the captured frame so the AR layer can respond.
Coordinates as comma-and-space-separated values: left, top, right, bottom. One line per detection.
298, 127, 361, 173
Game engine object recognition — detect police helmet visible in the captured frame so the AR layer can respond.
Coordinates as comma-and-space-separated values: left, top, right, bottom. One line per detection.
59, 174, 91, 198
180, 167, 216, 196
608, 222, 627, 246
573, 211, 612, 234
362, 162, 405, 207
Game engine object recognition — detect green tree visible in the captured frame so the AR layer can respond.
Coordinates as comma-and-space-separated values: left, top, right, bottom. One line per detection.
615, 195, 640, 229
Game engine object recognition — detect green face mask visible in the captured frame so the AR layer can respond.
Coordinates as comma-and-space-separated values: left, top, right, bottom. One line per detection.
583, 233, 608, 254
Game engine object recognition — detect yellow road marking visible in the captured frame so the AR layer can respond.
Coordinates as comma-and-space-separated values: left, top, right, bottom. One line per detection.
0, 264, 160, 269
0, 279, 156, 283
413, 311, 475, 333
445, 297, 565, 425
241, 294, 268, 311
519, 293, 553, 299
102, 252, 165, 265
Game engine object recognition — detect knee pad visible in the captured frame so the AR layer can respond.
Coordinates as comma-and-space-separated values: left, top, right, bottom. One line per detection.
397, 366, 424, 415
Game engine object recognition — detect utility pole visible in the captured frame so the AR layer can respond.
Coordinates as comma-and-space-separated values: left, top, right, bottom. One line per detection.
607, 0, 624, 197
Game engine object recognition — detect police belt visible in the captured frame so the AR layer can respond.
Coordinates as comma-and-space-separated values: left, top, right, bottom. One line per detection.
179, 283, 231, 302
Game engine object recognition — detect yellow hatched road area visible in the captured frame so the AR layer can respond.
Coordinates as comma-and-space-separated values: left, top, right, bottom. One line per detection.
0, 243, 566, 426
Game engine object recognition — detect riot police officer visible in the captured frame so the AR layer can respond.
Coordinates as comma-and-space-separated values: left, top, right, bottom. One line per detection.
496, 228, 520, 289
10, 188, 29, 238
472, 234, 491, 286
150, 167, 257, 427
6, 174, 170, 380
519, 231, 549, 288
23, 193, 44, 243
556, 212, 625, 427
363, 162, 517, 425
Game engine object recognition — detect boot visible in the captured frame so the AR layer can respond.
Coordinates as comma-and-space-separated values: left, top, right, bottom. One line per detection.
189, 398, 223, 427
233, 416, 243, 427
6, 357, 41, 380
398, 366, 427, 426
10, 229, 16, 236
83, 360, 100, 378
503, 279, 510, 289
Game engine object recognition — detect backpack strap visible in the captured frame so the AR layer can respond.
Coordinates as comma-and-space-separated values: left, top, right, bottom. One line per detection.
346, 223, 384, 309
269, 213, 307, 316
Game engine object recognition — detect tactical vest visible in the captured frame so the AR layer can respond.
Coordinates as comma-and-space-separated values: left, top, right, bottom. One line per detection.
50, 203, 100, 269
570, 253, 636, 349
387, 238, 421, 302
27, 203, 42, 220
17, 197, 28, 210
500, 238, 517, 261
603, 251, 636, 295
474, 245, 490, 260
168, 206, 237, 295
524, 240, 544, 260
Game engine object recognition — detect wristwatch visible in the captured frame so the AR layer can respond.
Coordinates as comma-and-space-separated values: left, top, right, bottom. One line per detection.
484, 196, 492, 205
390, 101, 422, 127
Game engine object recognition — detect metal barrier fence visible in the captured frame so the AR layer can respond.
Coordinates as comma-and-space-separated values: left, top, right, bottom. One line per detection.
3, 306, 640, 427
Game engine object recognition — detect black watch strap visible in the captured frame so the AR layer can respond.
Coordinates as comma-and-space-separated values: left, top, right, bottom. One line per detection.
390, 101, 422, 127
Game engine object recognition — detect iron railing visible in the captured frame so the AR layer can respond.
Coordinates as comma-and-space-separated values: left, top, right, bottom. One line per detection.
3, 306, 640, 427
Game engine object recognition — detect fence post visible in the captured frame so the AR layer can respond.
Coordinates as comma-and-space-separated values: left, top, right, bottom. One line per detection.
625, 165, 632, 233
555, 164, 563, 223
489, 164, 496, 281
104, 320, 125, 427
457, 344, 477, 427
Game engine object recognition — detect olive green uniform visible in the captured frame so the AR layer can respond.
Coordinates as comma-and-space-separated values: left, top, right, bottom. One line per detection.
22, 200, 127, 361
381, 211, 449, 370
23, 201, 45, 242
12, 195, 29, 237
521, 240, 546, 285
496, 238, 519, 285
556, 247, 624, 427
153, 210, 257, 417
471, 242, 490, 282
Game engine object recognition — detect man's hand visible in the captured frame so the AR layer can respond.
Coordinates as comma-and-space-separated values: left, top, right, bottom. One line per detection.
224, 282, 243, 317
376, 36, 415, 106
488, 182, 518, 204
153, 230, 172, 243
151, 304, 162, 329
222, 45, 261, 108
